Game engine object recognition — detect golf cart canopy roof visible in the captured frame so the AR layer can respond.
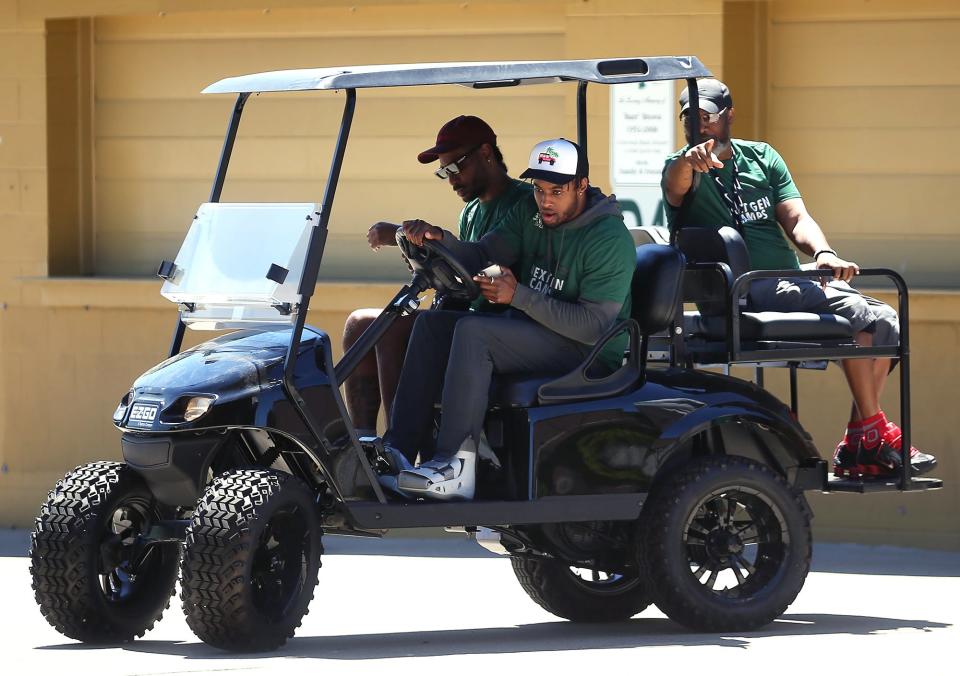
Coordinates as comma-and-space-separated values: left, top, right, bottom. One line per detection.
202, 56, 711, 94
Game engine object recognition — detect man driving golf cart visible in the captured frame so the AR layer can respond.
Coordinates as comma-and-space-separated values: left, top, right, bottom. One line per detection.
379, 138, 636, 500
342, 115, 536, 436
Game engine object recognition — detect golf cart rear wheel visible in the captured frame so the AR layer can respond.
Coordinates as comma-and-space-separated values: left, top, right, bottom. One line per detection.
511, 556, 651, 621
30, 461, 180, 643
641, 455, 811, 632
180, 468, 321, 652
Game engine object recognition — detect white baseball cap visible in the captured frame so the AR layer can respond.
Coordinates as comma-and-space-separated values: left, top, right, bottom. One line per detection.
519, 138, 589, 185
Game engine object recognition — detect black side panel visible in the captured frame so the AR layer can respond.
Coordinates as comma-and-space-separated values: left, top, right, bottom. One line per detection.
525, 367, 821, 499
532, 407, 660, 497
346, 494, 644, 529
122, 433, 224, 507
652, 414, 817, 490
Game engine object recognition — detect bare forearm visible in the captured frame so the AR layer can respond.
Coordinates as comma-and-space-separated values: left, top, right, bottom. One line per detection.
775, 199, 834, 258
788, 216, 832, 257
663, 157, 695, 207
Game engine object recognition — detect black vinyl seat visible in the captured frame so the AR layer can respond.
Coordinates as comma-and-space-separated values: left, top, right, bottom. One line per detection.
676, 226, 856, 352
684, 311, 853, 341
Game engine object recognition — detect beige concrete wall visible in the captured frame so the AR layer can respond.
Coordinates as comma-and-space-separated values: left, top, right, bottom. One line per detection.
89, 3, 568, 278
45, 18, 94, 276
1, 4, 50, 527
764, 0, 960, 288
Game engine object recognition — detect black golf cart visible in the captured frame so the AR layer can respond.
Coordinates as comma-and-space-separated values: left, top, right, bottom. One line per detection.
30, 57, 941, 652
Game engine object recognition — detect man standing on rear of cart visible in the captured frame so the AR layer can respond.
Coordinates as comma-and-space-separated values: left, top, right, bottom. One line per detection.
380, 138, 636, 501
661, 78, 936, 479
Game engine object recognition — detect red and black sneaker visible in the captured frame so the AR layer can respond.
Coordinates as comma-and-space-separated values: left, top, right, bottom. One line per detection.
857, 419, 937, 478
832, 440, 862, 478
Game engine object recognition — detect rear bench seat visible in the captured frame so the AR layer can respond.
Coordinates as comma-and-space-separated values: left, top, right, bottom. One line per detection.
676, 226, 857, 359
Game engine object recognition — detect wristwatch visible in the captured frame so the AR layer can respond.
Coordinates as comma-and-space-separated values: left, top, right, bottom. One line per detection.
813, 248, 837, 261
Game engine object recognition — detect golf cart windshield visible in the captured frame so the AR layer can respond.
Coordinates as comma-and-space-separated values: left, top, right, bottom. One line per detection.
160, 202, 319, 329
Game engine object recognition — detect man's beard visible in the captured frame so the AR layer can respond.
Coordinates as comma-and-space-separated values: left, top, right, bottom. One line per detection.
710, 137, 731, 155
453, 180, 483, 202
705, 118, 732, 154
685, 119, 732, 153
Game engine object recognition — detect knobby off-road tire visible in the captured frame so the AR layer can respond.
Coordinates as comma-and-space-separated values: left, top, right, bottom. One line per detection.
30, 461, 180, 643
641, 455, 811, 632
180, 468, 322, 652
511, 556, 652, 622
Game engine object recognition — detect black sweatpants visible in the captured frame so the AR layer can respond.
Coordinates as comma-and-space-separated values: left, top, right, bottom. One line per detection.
383, 310, 590, 463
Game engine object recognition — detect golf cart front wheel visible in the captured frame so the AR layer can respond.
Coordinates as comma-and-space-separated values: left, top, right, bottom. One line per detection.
511, 555, 651, 621
30, 461, 180, 643
180, 468, 321, 652
641, 455, 811, 632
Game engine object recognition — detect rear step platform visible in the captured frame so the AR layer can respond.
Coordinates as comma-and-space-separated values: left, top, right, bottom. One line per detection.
825, 476, 943, 493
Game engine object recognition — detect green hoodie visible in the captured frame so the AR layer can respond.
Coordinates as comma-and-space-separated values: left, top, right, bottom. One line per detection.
482, 187, 636, 370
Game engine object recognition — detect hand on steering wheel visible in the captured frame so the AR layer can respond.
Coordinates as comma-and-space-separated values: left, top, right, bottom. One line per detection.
401, 219, 443, 247
395, 222, 480, 301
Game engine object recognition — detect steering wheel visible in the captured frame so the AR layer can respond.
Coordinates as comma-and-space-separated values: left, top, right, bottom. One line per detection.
395, 229, 480, 301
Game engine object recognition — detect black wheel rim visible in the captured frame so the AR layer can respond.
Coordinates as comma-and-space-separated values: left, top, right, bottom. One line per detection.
681, 486, 788, 598
97, 498, 158, 604
548, 521, 640, 595
251, 505, 311, 621
565, 566, 641, 595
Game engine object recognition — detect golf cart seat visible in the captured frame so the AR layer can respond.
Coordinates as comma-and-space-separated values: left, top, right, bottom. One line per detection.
489, 243, 686, 408
683, 311, 853, 341
678, 226, 856, 357
628, 225, 670, 247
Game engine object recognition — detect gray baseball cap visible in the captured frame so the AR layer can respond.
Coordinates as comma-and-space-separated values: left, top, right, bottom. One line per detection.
679, 78, 733, 115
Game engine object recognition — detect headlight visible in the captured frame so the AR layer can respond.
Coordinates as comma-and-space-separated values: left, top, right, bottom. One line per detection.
183, 396, 216, 422
113, 390, 133, 422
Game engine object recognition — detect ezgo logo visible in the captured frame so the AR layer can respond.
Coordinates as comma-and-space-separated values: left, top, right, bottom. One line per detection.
128, 403, 159, 426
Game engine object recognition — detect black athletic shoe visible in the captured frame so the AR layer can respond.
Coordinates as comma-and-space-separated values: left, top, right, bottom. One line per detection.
857, 437, 937, 478
832, 440, 862, 478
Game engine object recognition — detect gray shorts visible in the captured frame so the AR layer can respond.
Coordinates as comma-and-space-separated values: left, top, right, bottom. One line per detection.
748, 277, 899, 347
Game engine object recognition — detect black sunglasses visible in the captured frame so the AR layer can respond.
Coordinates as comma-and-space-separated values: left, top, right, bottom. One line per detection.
434, 146, 480, 180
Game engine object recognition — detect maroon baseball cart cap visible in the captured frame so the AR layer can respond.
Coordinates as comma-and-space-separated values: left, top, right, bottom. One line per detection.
417, 115, 497, 164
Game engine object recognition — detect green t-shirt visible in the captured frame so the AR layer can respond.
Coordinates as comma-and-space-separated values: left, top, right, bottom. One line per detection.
458, 178, 536, 242
495, 199, 636, 369
458, 178, 537, 311
662, 139, 802, 270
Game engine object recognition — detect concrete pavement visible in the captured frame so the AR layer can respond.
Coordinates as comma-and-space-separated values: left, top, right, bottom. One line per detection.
1, 530, 958, 675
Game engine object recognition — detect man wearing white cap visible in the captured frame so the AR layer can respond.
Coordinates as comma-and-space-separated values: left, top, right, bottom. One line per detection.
380, 138, 636, 500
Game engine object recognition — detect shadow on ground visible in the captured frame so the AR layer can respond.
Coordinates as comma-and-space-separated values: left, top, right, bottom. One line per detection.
38, 613, 950, 660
